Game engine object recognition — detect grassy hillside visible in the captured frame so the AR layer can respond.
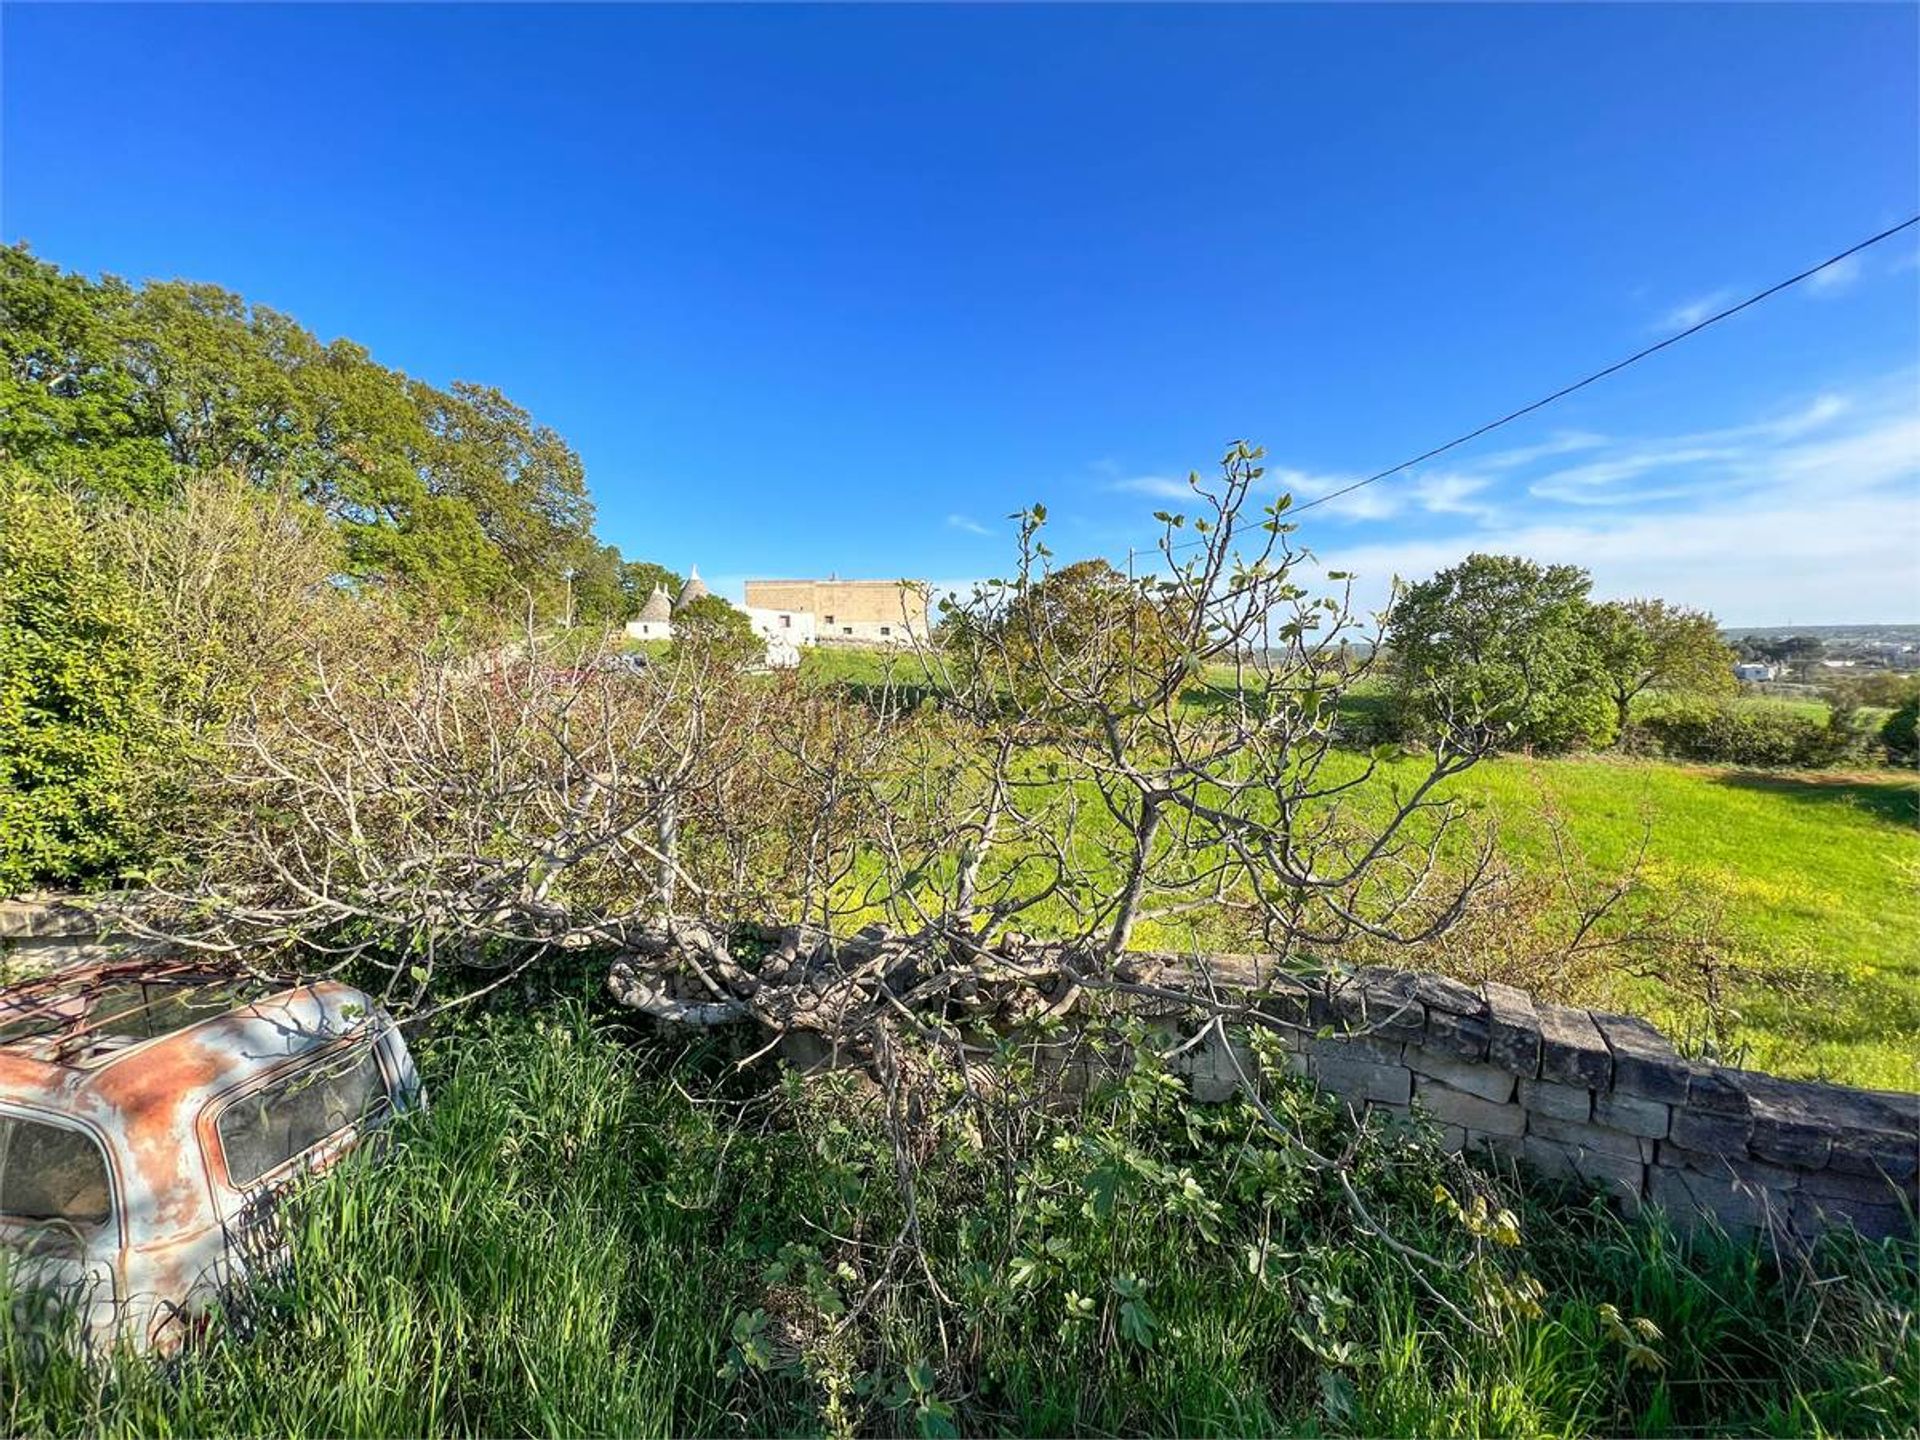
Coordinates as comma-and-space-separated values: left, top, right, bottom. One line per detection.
1408, 756, 1917, 1090
1105, 753, 1916, 1090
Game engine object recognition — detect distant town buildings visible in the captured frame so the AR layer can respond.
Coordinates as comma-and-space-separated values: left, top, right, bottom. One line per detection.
1725, 626, 1920, 682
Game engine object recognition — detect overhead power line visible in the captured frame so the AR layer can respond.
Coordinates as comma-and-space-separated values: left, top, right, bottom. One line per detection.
1231, 213, 1920, 526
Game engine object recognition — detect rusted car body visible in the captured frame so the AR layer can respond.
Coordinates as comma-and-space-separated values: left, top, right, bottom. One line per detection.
0, 961, 421, 1352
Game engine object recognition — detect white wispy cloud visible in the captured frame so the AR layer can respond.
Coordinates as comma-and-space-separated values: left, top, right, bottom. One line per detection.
1270, 466, 1394, 521
1310, 489, 1918, 626
1655, 289, 1737, 332
1409, 471, 1497, 521
1471, 431, 1609, 469
1116, 460, 1507, 525
1301, 377, 1920, 624
1095, 380, 1913, 620
1112, 474, 1194, 500
945, 513, 992, 536
1277, 465, 1506, 524
1526, 392, 1862, 506
1806, 253, 1863, 295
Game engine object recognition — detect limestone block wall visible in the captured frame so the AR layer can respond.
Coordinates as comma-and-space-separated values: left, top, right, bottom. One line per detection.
0, 896, 125, 975
1165, 959, 1918, 1244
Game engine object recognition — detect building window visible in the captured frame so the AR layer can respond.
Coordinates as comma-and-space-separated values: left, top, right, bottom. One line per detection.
842, 626, 852, 635
780, 614, 791, 628
824, 614, 834, 625
880, 626, 891, 637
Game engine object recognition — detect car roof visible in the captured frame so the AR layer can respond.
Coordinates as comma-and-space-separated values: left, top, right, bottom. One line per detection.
0, 963, 381, 1128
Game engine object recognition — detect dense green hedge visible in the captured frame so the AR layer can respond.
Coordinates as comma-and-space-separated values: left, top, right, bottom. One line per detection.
0, 471, 173, 892
1883, 698, 1919, 764
1624, 696, 1856, 769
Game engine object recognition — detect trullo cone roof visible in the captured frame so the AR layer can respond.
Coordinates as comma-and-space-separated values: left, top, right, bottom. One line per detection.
674, 566, 710, 610
637, 585, 672, 623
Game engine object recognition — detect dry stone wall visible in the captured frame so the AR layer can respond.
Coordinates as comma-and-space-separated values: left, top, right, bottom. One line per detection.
0, 895, 126, 974
1160, 957, 1918, 1244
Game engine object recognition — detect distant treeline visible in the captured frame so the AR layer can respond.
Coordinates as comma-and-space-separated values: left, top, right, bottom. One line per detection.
1, 244, 670, 623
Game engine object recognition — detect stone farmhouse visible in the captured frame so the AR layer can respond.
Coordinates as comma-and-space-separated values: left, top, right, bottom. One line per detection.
623, 571, 929, 667
744, 578, 930, 646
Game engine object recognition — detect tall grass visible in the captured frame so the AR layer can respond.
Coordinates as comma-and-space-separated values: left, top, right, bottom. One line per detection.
3, 1013, 755, 1437
6, 1007, 1914, 1437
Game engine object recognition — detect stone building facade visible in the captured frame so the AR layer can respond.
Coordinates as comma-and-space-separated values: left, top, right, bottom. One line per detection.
744, 606, 817, 664
744, 579, 930, 646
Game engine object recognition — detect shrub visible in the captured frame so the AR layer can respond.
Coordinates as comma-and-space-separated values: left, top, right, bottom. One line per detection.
0, 469, 171, 892
1627, 696, 1854, 769
100, 469, 359, 732
0, 469, 377, 894
1883, 698, 1919, 765
1387, 554, 1615, 753
668, 592, 760, 664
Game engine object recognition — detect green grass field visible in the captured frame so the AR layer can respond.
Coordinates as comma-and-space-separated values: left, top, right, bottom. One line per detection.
1066, 751, 1915, 1091
1397, 755, 1917, 1090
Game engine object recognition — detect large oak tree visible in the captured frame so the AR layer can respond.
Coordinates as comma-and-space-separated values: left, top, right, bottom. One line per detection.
1, 245, 611, 614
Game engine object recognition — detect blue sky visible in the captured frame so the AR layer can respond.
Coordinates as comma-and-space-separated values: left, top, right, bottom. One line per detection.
4, 3, 1916, 623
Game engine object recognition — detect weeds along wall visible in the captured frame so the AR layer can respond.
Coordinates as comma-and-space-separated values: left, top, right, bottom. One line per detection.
5, 897, 1913, 1245
1146, 955, 1918, 1245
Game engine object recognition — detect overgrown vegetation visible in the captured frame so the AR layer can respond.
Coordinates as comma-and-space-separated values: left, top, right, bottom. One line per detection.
0, 464, 398, 889
786, 650, 1916, 1086
4, 248, 1913, 1437
0, 249, 699, 891
7, 1006, 1913, 1438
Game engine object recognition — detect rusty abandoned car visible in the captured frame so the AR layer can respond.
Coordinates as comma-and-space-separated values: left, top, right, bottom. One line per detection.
0, 961, 422, 1352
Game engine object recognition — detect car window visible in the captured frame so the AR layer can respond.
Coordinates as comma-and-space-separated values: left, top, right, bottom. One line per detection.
0, 1115, 111, 1226
0, 979, 246, 1055
217, 1047, 388, 1188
